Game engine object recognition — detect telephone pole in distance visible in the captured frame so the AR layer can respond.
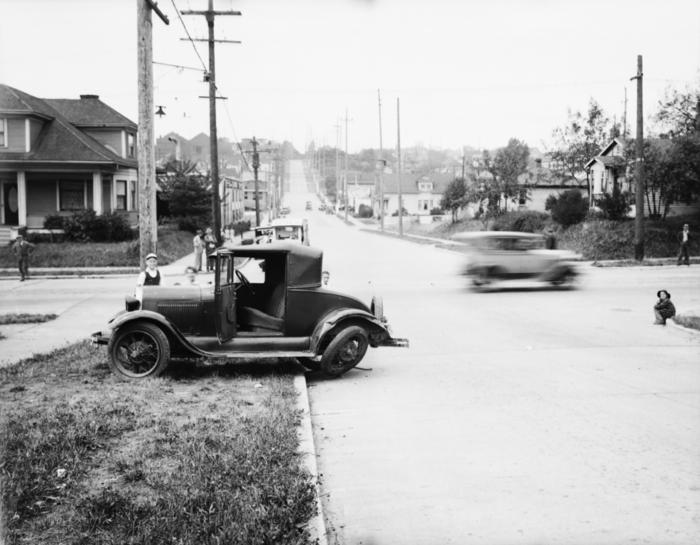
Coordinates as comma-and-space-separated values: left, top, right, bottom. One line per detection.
631, 55, 644, 261
182, 0, 241, 244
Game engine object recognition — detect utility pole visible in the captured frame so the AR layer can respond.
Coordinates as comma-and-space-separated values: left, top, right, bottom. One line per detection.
631, 55, 644, 261
343, 108, 352, 222
623, 87, 628, 138
137, 0, 169, 269
397, 97, 403, 237
334, 120, 341, 210
251, 136, 261, 226
377, 89, 385, 232
182, 0, 241, 244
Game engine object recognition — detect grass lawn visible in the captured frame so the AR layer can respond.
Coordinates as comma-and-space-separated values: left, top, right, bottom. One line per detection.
0, 227, 193, 268
0, 313, 57, 325
0, 342, 316, 544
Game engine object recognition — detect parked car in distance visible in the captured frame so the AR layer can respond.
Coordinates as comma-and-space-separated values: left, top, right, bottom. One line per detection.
240, 230, 255, 245
453, 231, 580, 289
280, 206, 291, 216
305, 201, 313, 211
253, 218, 310, 246
92, 243, 408, 379
318, 203, 326, 211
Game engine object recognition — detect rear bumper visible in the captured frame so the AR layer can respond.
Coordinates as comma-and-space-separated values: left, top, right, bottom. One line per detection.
92, 331, 110, 345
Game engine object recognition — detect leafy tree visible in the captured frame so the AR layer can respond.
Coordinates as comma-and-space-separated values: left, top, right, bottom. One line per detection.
440, 177, 467, 222
493, 138, 530, 211
159, 160, 212, 231
324, 175, 338, 201
597, 185, 630, 221
546, 189, 588, 227
549, 99, 616, 191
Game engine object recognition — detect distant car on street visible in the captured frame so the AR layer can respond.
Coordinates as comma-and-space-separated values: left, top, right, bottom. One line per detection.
305, 201, 313, 211
92, 243, 408, 379
280, 206, 291, 216
453, 231, 580, 289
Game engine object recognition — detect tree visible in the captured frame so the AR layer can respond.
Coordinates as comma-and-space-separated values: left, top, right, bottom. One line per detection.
493, 138, 530, 211
159, 160, 212, 231
324, 174, 338, 201
440, 177, 467, 222
549, 99, 616, 196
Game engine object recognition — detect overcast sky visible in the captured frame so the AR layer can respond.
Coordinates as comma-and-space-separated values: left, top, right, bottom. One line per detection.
1, 0, 699, 154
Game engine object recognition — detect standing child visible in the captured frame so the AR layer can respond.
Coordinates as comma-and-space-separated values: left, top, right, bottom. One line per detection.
12, 234, 35, 281
204, 227, 217, 272
193, 229, 204, 272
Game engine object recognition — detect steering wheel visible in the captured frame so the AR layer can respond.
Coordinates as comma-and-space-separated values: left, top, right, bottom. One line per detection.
235, 269, 255, 295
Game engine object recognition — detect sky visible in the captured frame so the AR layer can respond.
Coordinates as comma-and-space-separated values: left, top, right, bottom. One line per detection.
1, 0, 699, 154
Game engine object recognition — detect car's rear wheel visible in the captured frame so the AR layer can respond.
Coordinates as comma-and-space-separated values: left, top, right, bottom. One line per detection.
321, 326, 369, 378
108, 322, 170, 379
550, 269, 577, 288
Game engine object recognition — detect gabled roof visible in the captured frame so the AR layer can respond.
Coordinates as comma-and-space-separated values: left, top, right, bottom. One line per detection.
44, 96, 136, 129
380, 172, 454, 194
0, 84, 136, 168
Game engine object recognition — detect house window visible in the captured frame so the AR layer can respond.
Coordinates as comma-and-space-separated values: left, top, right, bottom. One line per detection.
130, 180, 137, 209
59, 181, 86, 210
0, 119, 7, 147
127, 133, 135, 158
116, 180, 127, 210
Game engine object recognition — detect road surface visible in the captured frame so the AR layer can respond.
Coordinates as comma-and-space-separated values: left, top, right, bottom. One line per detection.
285, 160, 700, 544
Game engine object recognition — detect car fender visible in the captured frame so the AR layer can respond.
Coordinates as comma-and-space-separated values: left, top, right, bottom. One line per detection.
107, 310, 203, 357
311, 308, 390, 352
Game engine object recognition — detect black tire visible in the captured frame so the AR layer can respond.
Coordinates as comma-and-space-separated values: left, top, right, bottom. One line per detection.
297, 357, 322, 371
108, 322, 171, 379
320, 325, 369, 378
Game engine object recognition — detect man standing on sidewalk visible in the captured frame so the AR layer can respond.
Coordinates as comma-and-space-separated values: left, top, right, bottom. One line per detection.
12, 234, 35, 281
677, 223, 690, 266
193, 229, 204, 272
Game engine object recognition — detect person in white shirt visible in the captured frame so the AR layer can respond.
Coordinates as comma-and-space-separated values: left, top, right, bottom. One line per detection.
677, 224, 690, 266
136, 253, 161, 286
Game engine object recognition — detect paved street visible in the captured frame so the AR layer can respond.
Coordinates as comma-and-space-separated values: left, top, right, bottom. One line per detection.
284, 162, 700, 544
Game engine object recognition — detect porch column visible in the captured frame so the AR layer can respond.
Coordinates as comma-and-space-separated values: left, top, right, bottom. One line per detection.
16, 171, 27, 227
92, 172, 103, 215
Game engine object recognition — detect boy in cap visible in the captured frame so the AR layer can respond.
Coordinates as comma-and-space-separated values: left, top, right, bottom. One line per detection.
653, 289, 676, 325
137, 253, 161, 286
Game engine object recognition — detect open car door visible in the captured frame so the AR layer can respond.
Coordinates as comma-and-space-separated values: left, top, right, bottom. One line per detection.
215, 253, 236, 342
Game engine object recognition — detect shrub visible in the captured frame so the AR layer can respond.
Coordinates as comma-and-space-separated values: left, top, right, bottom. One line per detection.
357, 204, 373, 218
391, 207, 409, 217
491, 210, 548, 233
175, 216, 205, 234
547, 189, 589, 228
42, 211, 133, 242
430, 207, 443, 215
597, 186, 630, 220
230, 220, 251, 236
43, 214, 65, 230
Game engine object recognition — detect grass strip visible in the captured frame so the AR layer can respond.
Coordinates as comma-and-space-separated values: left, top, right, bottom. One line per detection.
1, 342, 316, 545
673, 314, 700, 331
0, 313, 58, 325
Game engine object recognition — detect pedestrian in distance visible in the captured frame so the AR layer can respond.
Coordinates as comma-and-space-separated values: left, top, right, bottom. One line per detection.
544, 226, 557, 250
12, 234, 35, 281
653, 289, 676, 325
193, 229, 204, 272
677, 223, 690, 266
204, 227, 217, 272
136, 253, 161, 287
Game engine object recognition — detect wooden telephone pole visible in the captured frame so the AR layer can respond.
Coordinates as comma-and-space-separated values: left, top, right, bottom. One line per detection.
397, 97, 403, 237
631, 55, 644, 261
137, 0, 169, 269
181, 0, 241, 244
377, 89, 385, 232
343, 109, 352, 222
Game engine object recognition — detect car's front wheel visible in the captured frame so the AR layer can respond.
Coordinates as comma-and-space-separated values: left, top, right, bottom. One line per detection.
108, 322, 170, 378
321, 325, 369, 378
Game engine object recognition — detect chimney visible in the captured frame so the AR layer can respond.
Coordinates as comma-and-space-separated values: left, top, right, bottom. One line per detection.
80, 94, 99, 100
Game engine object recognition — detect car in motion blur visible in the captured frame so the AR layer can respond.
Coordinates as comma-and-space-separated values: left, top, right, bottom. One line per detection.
93, 244, 408, 379
453, 231, 580, 289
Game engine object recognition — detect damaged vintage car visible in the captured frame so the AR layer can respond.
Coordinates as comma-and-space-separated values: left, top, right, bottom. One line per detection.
93, 243, 408, 379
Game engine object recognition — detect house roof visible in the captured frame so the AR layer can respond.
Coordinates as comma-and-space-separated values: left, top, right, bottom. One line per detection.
0, 84, 136, 168
380, 172, 454, 194
44, 96, 136, 129
585, 155, 626, 169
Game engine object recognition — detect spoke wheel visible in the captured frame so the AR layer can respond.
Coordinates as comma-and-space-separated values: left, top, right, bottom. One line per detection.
321, 326, 369, 378
108, 322, 170, 379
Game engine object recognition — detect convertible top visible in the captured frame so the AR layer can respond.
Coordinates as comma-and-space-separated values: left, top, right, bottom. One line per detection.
217, 243, 323, 288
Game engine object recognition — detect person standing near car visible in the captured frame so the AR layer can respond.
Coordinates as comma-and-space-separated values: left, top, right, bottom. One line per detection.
677, 223, 690, 266
137, 253, 161, 286
12, 234, 35, 281
193, 229, 204, 271
204, 227, 217, 272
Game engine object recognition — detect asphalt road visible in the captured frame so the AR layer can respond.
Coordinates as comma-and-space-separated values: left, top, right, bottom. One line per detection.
287, 161, 700, 544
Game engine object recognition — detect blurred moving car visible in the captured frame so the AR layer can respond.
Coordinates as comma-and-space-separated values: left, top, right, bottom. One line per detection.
453, 231, 580, 289
253, 218, 310, 246
93, 243, 408, 379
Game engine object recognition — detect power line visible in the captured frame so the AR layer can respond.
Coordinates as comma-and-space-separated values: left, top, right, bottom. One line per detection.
169, 0, 208, 72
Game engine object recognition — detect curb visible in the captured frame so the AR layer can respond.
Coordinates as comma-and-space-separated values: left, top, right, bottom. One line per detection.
668, 318, 700, 335
293, 373, 328, 545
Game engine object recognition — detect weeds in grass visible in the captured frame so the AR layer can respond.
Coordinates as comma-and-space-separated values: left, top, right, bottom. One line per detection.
0, 342, 316, 544
673, 314, 700, 331
0, 313, 58, 325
